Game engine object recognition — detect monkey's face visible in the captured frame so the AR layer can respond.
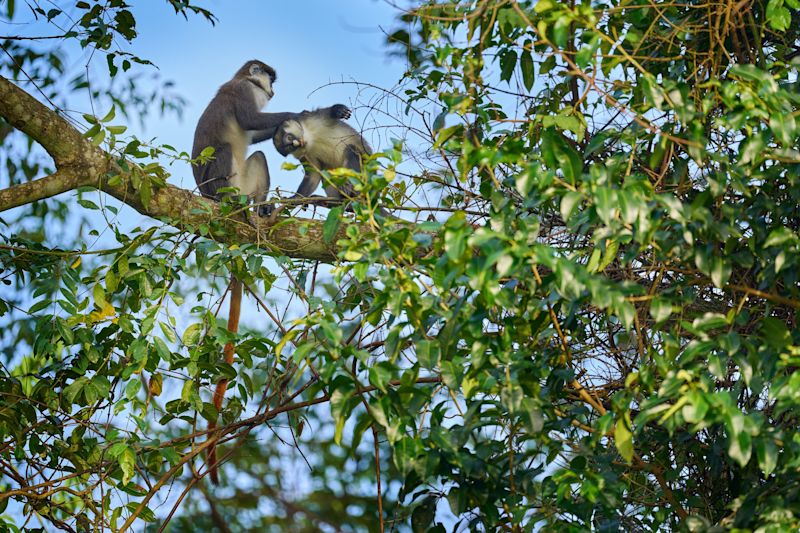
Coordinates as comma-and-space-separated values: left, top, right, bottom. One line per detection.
247, 63, 274, 100
274, 120, 306, 158
236, 60, 276, 101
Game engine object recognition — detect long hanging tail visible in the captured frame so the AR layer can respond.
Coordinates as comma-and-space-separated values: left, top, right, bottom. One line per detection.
207, 276, 242, 484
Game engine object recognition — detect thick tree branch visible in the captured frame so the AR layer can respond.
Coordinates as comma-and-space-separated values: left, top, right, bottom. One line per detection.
0, 74, 347, 262
0, 76, 89, 168
0, 168, 92, 212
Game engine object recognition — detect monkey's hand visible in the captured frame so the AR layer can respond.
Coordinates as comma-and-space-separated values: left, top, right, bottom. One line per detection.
332, 104, 351, 120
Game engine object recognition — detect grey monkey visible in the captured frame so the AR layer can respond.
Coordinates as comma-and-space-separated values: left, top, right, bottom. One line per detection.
273, 105, 373, 206
192, 60, 306, 216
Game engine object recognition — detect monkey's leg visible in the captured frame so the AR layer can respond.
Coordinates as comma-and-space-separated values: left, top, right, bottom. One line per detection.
231, 151, 271, 217
247, 151, 272, 216
293, 168, 323, 198
323, 183, 348, 210
195, 143, 233, 199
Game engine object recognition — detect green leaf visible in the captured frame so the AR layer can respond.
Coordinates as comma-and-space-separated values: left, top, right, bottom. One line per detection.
520, 48, 534, 91
417, 339, 440, 369
444, 224, 467, 261
541, 129, 582, 184
159, 322, 177, 343
594, 187, 617, 224
615, 412, 634, 463
63, 378, 87, 404
93, 283, 107, 308
560, 191, 582, 222
692, 312, 729, 331
710, 257, 731, 288
101, 106, 116, 123
124, 379, 141, 400
766, 0, 791, 31
182, 323, 202, 346
118, 446, 136, 485
756, 438, 778, 476
181, 380, 195, 403
649, 297, 672, 323
411, 495, 436, 532
323, 206, 343, 244
727, 413, 753, 467
615, 299, 636, 329
77, 198, 99, 210
292, 342, 314, 364
499, 49, 517, 82
764, 227, 796, 247
368, 362, 393, 393
83, 381, 99, 404
770, 113, 797, 146
761, 317, 791, 349
106, 268, 118, 292
28, 299, 51, 314
91, 128, 106, 146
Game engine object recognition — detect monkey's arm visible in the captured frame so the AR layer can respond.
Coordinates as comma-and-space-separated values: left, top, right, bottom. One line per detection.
233, 93, 300, 139
251, 104, 350, 143
239, 110, 300, 139
250, 120, 294, 144
344, 145, 363, 173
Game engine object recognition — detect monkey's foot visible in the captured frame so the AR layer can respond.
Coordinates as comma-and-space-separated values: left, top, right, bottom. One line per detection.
265, 203, 292, 225
332, 104, 351, 120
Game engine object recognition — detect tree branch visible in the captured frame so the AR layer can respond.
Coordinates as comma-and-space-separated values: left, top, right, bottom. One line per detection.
0, 74, 349, 263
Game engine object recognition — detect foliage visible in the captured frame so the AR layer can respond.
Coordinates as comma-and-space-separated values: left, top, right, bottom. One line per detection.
1, 0, 800, 532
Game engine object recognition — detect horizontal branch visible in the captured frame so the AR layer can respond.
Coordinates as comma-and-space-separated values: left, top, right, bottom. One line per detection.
0, 74, 350, 262
0, 168, 91, 212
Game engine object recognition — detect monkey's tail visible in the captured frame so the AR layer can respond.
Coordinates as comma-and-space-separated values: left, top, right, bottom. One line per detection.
207, 276, 242, 485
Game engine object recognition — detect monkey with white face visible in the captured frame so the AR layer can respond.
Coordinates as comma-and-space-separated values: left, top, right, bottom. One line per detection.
273, 105, 372, 206
191, 60, 351, 484
192, 60, 311, 215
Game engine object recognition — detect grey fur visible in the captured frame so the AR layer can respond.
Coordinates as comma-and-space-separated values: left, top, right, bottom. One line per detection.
191, 60, 301, 215
273, 105, 372, 204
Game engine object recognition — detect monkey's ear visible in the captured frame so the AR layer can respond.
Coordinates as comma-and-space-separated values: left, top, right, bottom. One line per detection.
249, 64, 261, 76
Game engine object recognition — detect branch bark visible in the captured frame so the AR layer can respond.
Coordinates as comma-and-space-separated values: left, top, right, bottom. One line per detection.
0, 74, 347, 263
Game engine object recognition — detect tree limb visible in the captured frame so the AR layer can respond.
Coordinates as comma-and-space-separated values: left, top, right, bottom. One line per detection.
0, 74, 348, 263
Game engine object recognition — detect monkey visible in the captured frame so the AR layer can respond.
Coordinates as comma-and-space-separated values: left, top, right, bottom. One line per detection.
191, 60, 349, 484
192, 59, 299, 217
191, 59, 284, 485
273, 104, 374, 208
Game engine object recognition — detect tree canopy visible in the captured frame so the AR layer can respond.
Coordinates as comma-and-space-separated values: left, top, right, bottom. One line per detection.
1, 0, 800, 531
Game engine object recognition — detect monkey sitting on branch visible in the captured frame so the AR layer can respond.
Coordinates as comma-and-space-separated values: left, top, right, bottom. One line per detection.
191, 59, 347, 484
191, 59, 347, 217
273, 104, 388, 214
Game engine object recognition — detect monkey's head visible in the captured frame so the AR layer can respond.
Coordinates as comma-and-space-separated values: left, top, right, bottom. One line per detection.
234, 60, 276, 99
274, 120, 306, 158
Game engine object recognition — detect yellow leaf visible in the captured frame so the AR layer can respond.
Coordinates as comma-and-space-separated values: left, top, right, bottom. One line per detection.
343, 250, 363, 261
148, 373, 163, 397
88, 301, 116, 324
